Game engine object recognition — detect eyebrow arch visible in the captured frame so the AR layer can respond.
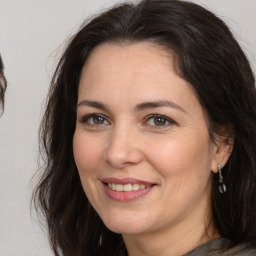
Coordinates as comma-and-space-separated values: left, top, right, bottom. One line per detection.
77, 100, 109, 111
77, 99, 186, 113
135, 100, 186, 113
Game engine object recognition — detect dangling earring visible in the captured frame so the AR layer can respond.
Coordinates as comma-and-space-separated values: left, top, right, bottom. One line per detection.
217, 164, 226, 193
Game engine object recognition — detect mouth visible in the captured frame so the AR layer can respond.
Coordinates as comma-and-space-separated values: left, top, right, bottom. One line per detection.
101, 178, 156, 202
107, 183, 152, 192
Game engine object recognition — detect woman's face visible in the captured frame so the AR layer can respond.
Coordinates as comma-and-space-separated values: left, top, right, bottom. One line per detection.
73, 42, 220, 236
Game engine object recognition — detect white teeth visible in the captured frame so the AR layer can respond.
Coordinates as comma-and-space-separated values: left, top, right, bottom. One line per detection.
124, 184, 133, 191
132, 184, 140, 191
115, 184, 123, 191
108, 183, 151, 191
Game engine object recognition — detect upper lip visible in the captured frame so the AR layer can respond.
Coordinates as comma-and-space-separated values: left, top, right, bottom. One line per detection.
101, 177, 155, 186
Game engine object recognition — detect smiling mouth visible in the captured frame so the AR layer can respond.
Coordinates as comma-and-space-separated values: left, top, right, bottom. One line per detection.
107, 183, 152, 192
101, 178, 156, 201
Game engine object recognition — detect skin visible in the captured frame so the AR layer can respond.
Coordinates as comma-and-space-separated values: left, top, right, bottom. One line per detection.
73, 42, 232, 256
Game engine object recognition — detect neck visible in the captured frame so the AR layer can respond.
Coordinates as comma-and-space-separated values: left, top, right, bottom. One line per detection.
122, 201, 219, 256
123, 223, 219, 256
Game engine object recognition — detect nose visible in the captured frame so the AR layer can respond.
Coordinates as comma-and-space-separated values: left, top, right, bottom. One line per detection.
103, 125, 143, 168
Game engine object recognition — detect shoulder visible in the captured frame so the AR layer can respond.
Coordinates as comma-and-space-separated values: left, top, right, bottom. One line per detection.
222, 242, 256, 256
184, 238, 256, 256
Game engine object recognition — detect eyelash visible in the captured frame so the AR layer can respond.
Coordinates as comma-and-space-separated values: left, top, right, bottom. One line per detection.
144, 114, 176, 129
79, 113, 176, 129
79, 113, 110, 127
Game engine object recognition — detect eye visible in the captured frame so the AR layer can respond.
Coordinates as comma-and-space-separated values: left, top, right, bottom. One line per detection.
89, 116, 106, 125
145, 114, 175, 128
150, 117, 167, 126
79, 114, 110, 126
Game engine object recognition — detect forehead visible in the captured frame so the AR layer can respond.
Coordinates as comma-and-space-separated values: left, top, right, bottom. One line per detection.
78, 42, 200, 112
78, 42, 185, 96
83, 41, 175, 75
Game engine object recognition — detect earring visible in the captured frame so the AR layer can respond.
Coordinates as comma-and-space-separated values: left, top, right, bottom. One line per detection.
217, 164, 226, 193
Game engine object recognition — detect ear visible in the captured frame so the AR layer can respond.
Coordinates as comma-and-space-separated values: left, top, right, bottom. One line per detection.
211, 130, 234, 173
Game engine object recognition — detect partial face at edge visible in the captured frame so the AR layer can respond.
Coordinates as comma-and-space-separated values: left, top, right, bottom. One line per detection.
73, 42, 223, 236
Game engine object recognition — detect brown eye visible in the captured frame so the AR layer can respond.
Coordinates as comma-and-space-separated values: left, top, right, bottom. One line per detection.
145, 114, 175, 129
80, 114, 109, 126
154, 117, 167, 126
93, 116, 105, 124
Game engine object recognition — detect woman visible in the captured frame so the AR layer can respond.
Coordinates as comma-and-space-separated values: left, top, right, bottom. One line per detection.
34, 0, 256, 255
0, 54, 7, 114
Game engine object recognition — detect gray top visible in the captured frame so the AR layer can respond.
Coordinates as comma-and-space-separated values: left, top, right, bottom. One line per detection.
184, 238, 256, 255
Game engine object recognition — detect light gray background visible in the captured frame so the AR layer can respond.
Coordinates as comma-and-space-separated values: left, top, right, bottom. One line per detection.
0, 1, 255, 255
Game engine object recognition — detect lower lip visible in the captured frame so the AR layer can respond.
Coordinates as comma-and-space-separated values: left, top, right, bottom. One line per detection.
103, 183, 154, 202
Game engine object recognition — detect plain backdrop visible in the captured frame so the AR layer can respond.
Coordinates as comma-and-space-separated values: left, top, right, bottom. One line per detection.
0, 1, 255, 255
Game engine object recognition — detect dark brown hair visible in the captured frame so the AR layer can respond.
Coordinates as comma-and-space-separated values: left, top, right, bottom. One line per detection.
0, 55, 7, 114
33, 0, 256, 255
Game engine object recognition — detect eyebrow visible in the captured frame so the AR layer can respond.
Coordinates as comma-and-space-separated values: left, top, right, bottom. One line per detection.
135, 100, 186, 113
77, 100, 108, 111
77, 99, 186, 113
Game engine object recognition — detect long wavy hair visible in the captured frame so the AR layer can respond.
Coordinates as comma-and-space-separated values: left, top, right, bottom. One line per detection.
0, 55, 7, 114
33, 0, 256, 255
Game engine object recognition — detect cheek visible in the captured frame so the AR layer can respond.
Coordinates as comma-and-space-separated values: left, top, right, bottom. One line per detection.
144, 131, 213, 183
73, 131, 106, 207
73, 132, 104, 177
144, 132, 213, 218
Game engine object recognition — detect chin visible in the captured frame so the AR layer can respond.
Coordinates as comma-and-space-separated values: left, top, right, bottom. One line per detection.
106, 222, 148, 235
100, 210, 151, 235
